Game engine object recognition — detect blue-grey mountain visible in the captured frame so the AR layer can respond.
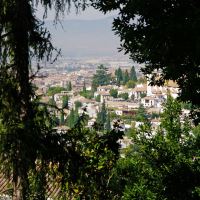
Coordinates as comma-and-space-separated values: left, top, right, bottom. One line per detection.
45, 17, 122, 57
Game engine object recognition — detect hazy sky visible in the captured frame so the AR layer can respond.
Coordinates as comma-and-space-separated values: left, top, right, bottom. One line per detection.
35, 4, 125, 58
36, 5, 117, 21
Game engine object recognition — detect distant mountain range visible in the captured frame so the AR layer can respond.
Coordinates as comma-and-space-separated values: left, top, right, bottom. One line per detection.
45, 17, 124, 58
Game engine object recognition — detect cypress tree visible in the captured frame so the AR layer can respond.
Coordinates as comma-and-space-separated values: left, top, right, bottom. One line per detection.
83, 81, 87, 93
62, 95, 69, 109
60, 112, 65, 125
115, 67, 123, 85
67, 81, 72, 91
105, 112, 111, 131
130, 66, 137, 82
123, 69, 130, 85
67, 108, 79, 128
97, 101, 107, 130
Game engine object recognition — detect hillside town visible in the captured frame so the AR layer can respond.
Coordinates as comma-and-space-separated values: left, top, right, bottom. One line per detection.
1, 1, 200, 199
33, 63, 189, 138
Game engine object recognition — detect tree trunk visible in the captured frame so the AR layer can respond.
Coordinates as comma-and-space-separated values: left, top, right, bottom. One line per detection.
13, 176, 21, 200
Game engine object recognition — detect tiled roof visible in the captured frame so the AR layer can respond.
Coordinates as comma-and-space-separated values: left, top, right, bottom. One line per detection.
95, 91, 110, 96
133, 85, 147, 92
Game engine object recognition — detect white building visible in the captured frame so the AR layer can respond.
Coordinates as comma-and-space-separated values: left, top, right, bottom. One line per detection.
141, 96, 157, 107
132, 84, 147, 99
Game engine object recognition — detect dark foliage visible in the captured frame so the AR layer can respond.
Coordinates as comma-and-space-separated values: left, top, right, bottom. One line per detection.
92, 0, 200, 123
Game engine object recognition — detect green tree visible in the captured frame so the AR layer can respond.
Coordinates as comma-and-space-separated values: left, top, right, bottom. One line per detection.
60, 112, 65, 125
82, 80, 86, 93
51, 112, 60, 127
118, 93, 129, 101
151, 112, 160, 119
107, 96, 200, 200
95, 94, 101, 102
80, 90, 94, 99
80, 81, 94, 99
115, 67, 123, 85
109, 88, 118, 98
140, 93, 147, 98
130, 66, 137, 82
181, 102, 192, 110
105, 112, 111, 131
48, 97, 57, 106
126, 80, 136, 88
61, 95, 68, 126
62, 95, 69, 109
92, 64, 111, 90
67, 81, 72, 91
0, 0, 65, 197
47, 86, 67, 96
97, 101, 107, 130
135, 104, 148, 122
0, 0, 89, 198
0, 0, 124, 199
67, 108, 78, 128
123, 69, 130, 85
59, 115, 124, 199
75, 101, 82, 111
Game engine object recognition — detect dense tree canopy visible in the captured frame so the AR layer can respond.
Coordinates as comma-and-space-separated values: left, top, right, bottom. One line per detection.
92, 64, 111, 90
47, 86, 67, 96
126, 80, 136, 88
110, 88, 118, 98
0, 0, 91, 199
114, 67, 138, 87
108, 96, 200, 200
118, 92, 129, 100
